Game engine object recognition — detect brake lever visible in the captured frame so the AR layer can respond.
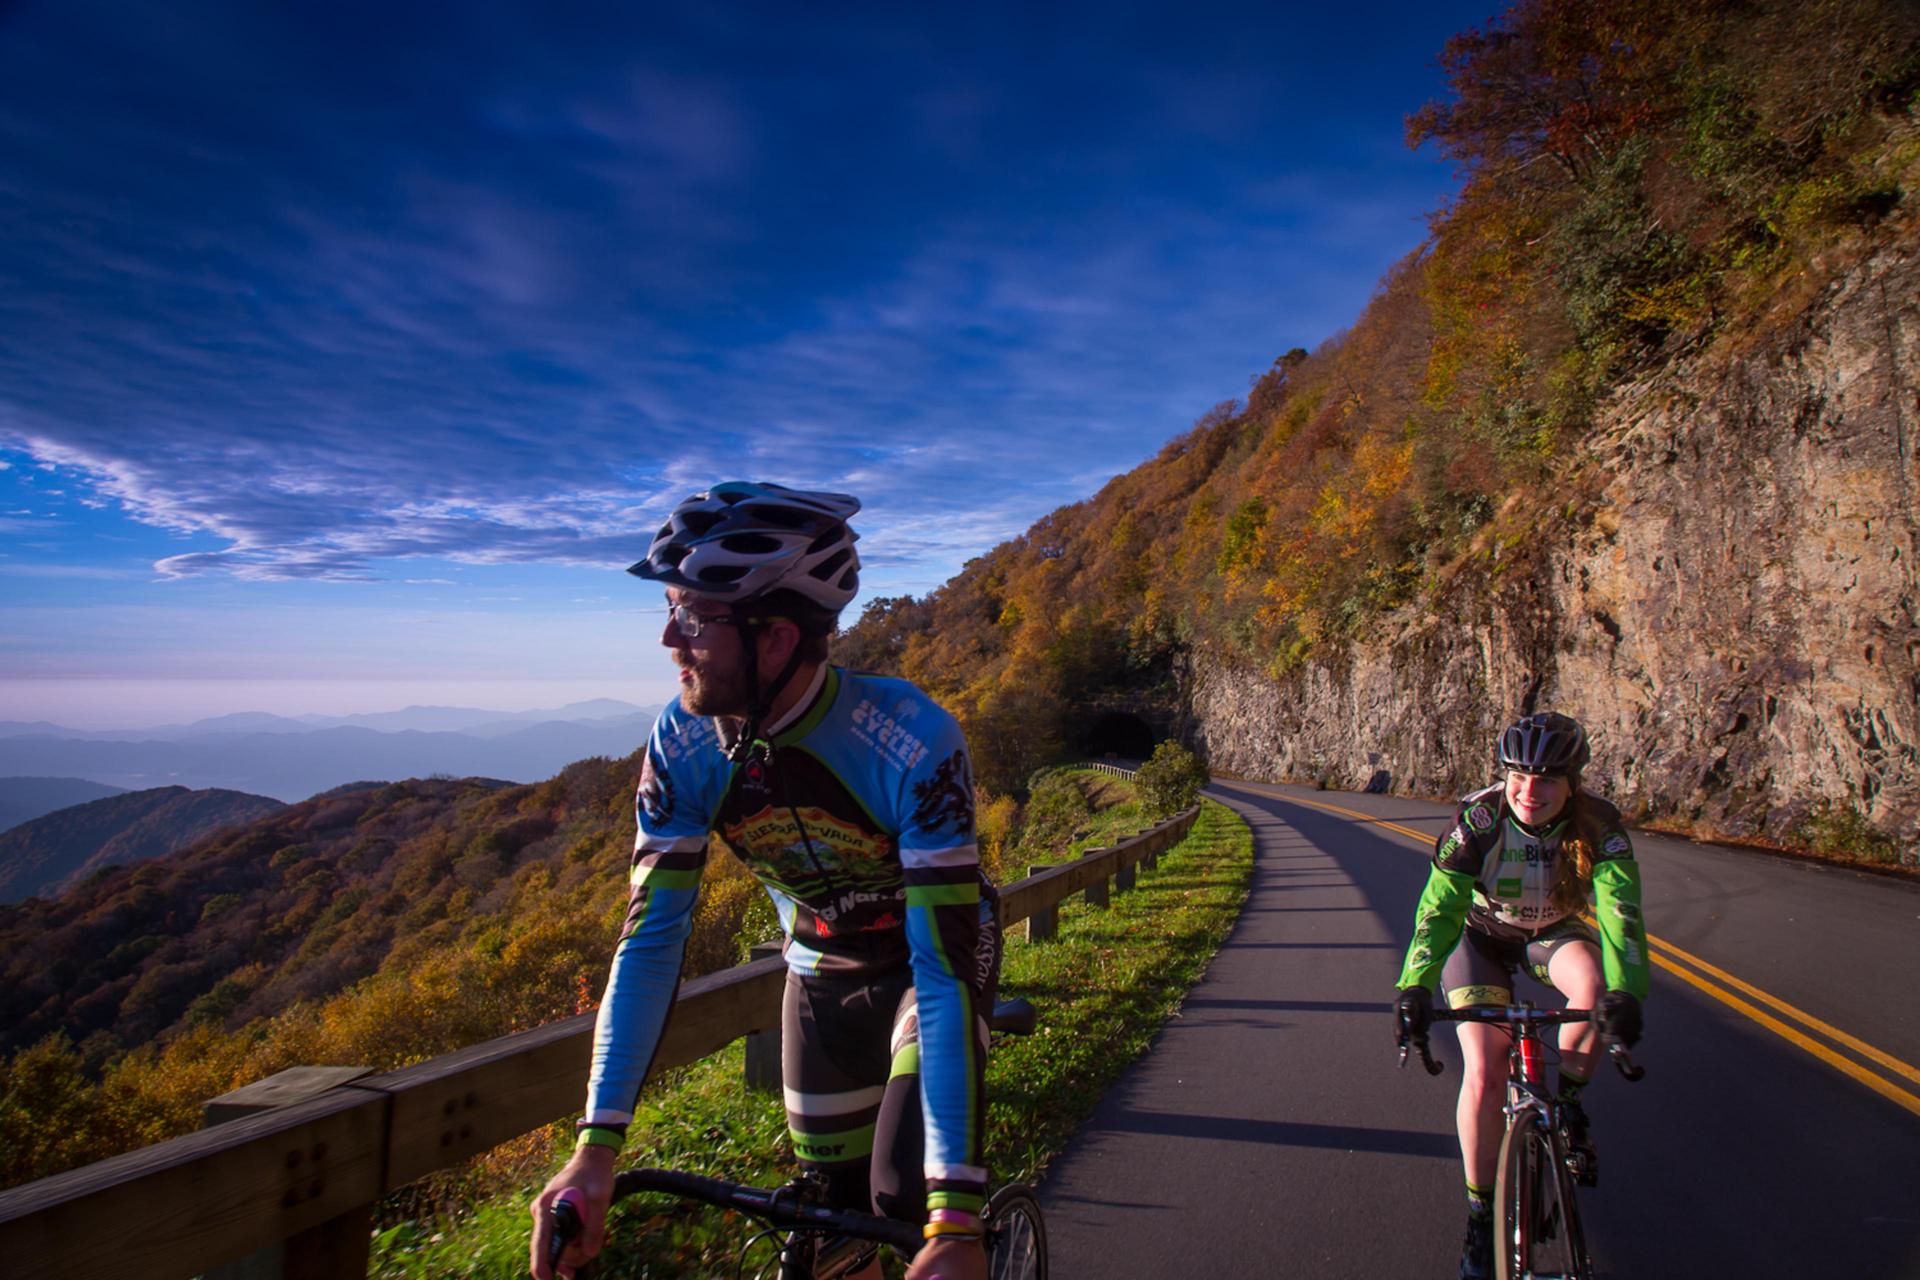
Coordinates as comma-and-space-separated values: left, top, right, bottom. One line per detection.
1397, 1034, 1445, 1076
548, 1190, 584, 1276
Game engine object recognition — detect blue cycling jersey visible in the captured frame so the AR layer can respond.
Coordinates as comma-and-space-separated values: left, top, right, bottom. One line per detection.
584, 664, 996, 1195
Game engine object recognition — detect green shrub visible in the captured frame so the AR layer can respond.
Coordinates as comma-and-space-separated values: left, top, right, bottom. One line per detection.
1796, 797, 1904, 865
199, 893, 243, 923
1135, 741, 1209, 818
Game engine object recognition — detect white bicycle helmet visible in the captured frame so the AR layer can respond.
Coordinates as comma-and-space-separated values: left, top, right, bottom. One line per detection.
628, 481, 861, 613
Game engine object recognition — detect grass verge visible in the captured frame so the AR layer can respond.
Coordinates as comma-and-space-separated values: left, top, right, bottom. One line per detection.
372, 791, 1252, 1278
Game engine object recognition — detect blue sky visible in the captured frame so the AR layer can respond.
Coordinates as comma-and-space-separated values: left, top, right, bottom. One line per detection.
0, 0, 1489, 727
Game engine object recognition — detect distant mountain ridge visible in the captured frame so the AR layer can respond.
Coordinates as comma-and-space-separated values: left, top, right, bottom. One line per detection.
0, 701, 662, 802
0, 777, 127, 834
0, 786, 286, 903
0, 698, 652, 742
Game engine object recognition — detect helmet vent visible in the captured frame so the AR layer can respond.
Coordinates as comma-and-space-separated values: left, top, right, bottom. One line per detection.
698, 564, 750, 584
750, 505, 813, 530
721, 533, 783, 555
812, 548, 852, 580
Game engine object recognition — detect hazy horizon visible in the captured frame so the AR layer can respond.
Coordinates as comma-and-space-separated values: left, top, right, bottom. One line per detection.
0, 679, 670, 733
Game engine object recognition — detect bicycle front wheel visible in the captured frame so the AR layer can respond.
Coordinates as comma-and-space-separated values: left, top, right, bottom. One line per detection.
982, 1184, 1048, 1280
1494, 1114, 1590, 1280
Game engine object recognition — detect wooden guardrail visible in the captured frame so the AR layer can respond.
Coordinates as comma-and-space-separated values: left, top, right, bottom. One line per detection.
0, 797, 1200, 1280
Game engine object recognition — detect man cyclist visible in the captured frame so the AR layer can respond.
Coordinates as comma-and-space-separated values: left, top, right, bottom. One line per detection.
1392, 712, 1648, 1280
530, 482, 998, 1280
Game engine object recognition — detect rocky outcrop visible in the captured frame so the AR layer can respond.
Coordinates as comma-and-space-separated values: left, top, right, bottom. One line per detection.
1193, 235, 1919, 856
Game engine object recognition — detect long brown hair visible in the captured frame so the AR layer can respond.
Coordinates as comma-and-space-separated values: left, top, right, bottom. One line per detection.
1550, 771, 1604, 914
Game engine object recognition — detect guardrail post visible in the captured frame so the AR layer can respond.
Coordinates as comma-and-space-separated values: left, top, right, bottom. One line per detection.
202, 1066, 375, 1280
1115, 858, 1136, 893
1085, 854, 1109, 909
1142, 834, 1159, 873
1025, 865, 1057, 942
743, 940, 785, 1093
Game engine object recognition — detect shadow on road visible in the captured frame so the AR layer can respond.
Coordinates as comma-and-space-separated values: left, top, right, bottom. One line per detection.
1101, 1107, 1457, 1159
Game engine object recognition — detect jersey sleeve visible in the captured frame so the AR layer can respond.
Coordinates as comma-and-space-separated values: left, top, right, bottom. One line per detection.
894, 709, 989, 1214
582, 709, 723, 1133
1589, 821, 1650, 999
1394, 809, 1484, 991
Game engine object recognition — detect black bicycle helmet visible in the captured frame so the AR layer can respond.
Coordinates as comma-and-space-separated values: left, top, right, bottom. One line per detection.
1497, 712, 1590, 776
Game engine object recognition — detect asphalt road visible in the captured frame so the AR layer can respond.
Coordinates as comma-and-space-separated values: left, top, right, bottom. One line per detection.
1035, 779, 1920, 1278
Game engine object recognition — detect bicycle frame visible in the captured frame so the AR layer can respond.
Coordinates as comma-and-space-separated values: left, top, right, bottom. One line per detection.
763, 1179, 878, 1280
1501, 1011, 1565, 1138
1400, 1003, 1642, 1280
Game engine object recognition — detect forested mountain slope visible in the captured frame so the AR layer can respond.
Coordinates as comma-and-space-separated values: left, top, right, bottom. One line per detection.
838, 0, 1919, 857
0, 777, 127, 834
0, 762, 633, 1185
0, 768, 627, 1065
0, 786, 285, 904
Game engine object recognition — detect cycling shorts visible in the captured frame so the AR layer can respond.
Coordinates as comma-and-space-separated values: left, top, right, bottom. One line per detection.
1440, 916, 1599, 1009
781, 944, 1000, 1222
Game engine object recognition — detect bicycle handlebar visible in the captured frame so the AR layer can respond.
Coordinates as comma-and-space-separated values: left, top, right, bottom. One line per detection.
1395, 1004, 1646, 1081
615, 1166, 924, 1252
1439, 1004, 1596, 1027
546, 1166, 926, 1267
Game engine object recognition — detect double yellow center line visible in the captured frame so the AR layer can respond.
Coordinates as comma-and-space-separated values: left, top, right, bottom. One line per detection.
1227, 782, 1920, 1120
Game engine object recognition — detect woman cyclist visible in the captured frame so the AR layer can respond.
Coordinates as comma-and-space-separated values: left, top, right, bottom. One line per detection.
1393, 712, 1648, 1280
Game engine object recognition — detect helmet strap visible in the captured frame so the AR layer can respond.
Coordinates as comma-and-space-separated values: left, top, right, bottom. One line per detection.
722, 607, 810, 765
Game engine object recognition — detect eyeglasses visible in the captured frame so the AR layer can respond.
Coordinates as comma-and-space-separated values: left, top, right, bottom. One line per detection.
666, 602, 736, 639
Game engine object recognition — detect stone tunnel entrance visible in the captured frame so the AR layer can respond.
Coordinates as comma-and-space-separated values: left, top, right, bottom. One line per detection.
1082, 711, 1158, 762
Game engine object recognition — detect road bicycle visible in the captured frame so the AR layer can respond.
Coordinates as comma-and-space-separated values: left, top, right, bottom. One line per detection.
1400, 1004, 1643, 1280
550, 998, 1048, 1280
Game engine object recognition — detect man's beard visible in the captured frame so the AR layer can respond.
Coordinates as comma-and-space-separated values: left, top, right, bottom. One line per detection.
679, 658, 749, 718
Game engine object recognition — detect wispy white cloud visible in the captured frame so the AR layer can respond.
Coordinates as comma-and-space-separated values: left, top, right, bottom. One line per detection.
0, 0, 1464, 599
0, 561, 148, 580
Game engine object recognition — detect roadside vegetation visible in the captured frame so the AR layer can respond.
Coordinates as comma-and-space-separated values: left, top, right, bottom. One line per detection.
370, 775, 1253, 1278
1792, 796, 1910, 870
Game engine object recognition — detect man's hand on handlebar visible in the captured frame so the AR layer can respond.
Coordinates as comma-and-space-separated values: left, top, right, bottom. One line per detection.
907, 1233, 987, 1280
530, 1144, 616, 1280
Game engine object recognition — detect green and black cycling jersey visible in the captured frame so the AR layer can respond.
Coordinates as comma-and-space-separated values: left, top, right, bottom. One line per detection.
1396, 783, 1649, 999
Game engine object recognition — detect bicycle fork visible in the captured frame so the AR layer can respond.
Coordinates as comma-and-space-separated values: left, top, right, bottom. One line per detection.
1505, 1031, 1594, 1190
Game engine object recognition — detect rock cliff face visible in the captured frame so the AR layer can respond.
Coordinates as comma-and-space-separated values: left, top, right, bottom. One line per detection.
1191, 235, 1919, 854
